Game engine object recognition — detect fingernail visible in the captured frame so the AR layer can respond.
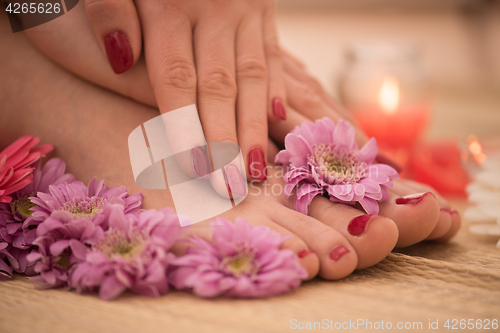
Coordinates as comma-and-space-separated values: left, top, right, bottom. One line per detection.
395, 192, 432, 205
104, 31, 133, 74
191, 146, 210, 179
272, 97, 286, 120
347, 214, 376, 237
440, 208, 452, 214
225, 164, 246, 196
248, 148, 267, 181
375, 153, 402, 173
330, 246, 350, 261
298, 249, 315, 258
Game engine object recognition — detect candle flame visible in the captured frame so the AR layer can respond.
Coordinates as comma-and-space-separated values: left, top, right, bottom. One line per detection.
467, 135, 487, 165
379, 76, 400, 114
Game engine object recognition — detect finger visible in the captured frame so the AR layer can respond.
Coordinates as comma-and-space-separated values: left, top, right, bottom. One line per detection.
268, 107, 311, 146
235, 15, 269, 182
193, 14, 248, 197
135, 4, 206, 180
85, 0, 141, 74
262, 3, 287, 122
281, 49, 307, 70
282, 52, 355, 123
284, 72, 369, 146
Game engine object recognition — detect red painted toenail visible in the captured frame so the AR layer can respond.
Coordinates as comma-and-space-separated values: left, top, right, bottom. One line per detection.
395, 192, 432, 205
347, 214, 376, 237
330, 246, 350, 261
298, 249, 315, 258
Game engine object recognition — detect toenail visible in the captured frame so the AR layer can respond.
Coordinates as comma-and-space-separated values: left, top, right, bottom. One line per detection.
298, 249, 315, 258
330, 246, 350, 261
347, 214, 376, 237
440, 208, 452, 214
395, 192, 432, 205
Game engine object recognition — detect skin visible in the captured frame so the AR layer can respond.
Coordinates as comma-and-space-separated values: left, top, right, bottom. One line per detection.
0, 11, 460, 281
82, 0, 287, 184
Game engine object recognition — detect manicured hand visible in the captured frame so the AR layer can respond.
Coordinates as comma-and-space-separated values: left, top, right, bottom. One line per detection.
84, 0, 288, 187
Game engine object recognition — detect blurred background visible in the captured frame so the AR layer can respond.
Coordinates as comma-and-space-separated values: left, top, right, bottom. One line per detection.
275, 0, 500, 139
275, 0, 500, 196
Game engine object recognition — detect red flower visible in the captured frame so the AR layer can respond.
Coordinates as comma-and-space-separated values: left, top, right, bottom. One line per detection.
0, 136, 53, 203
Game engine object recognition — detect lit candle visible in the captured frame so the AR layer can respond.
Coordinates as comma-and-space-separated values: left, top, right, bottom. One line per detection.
351, 75, 430, 150
340, 42, 430, 151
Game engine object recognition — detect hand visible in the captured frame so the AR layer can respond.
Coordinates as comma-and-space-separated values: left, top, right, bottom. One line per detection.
84, 0, 288, 185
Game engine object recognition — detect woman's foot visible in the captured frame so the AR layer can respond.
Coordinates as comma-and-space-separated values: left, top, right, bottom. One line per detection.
0, 15, 458, 282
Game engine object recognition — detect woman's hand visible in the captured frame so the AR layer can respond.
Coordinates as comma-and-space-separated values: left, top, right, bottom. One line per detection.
84, 0, 288, 183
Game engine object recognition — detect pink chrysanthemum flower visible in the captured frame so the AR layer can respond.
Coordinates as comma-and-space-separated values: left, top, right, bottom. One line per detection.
275, 118, 399, 215
26, 177, 143, 233
26, 178, 143, 288
0, 136, 53, 203
169, 217, 307, 298
0, 158, 75, 276
71, 207, 185, 300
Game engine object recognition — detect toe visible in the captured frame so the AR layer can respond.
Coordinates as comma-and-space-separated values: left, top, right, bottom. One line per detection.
308, 196, 398, 269
237, 212, 320, 280
425, 208, 453, 240
379, 190, 441, 247
268, 205, 358, 280
434, 209, 462, 242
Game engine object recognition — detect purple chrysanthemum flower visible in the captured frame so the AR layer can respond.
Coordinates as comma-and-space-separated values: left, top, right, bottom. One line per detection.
0, 158, 74, 277
169, 217, 307, 298
26, 176, 143, 233
275, 118, 399, 215
26, 177, 143, 288
70, 207, 185, 300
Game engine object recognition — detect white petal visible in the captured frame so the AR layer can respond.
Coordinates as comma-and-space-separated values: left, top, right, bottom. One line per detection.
469, 224, 500, 236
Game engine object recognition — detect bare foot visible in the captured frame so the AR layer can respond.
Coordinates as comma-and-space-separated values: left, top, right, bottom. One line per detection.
0, 19, 400, 281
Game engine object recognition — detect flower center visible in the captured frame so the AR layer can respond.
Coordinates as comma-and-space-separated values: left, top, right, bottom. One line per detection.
55, 250, 71, 270
10, 195, 37, 218
222, 251, 257, 277
93, 228, 146, 260
310, 144, 368, 184
61, 196, 107, 218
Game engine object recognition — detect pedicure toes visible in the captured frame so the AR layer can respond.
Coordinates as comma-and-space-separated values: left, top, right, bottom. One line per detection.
330, 246, 350, 261
395, 192, 433, 205
347, 214, 377, 237
298, 249, 315, 258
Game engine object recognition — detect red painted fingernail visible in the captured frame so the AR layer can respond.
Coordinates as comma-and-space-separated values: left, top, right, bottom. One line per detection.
248, 148, 267, 181
375, 153, 402, 173
272, 97, 286, 120
298, 249, 315, 258
347, 214, 376, 237
104, 31, 133, 74
330, 246, 350, 261
395, 192, 432, 205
